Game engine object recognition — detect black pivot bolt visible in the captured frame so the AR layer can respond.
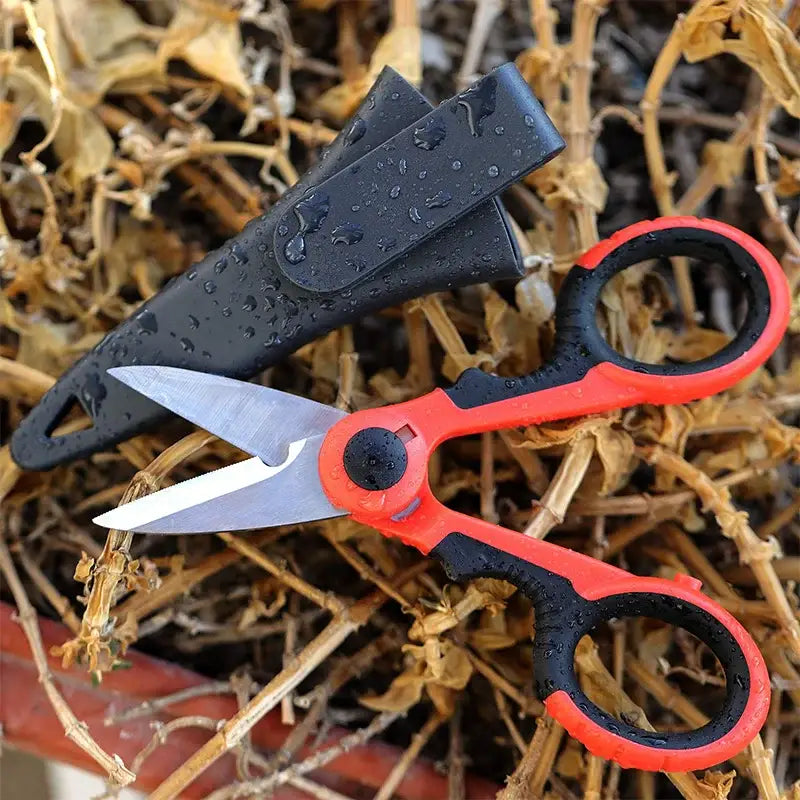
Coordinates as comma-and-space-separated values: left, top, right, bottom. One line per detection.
343, 427, 408, 491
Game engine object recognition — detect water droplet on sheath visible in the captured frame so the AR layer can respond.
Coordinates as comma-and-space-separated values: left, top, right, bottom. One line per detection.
378, 236, 397, 252
524, 114, 536, 127
243, 295, 257, 311
398, 158, 407, 175
494, 125, 505, 135
331, 222, 364, 245
425, 190, 452, 209
136, 310, 158, 334
284, 191, 330, 264
455, 74, 497, 136
180, 337, 194, 352
451, 159, 462, 171
188, 314, 199, 329
222, 306, 232, 317
488, 164, 499, 177
413, 118, 447, 150
203, 280, 217, 294
278, 224, 288, 236
389, 185, 401, 199
81, 374, 107, 416
408, 206, 422, 224
214, 257, 228, 273
186, 269, 197, 281
243, 327, 255, 339
344, 115, 366, 145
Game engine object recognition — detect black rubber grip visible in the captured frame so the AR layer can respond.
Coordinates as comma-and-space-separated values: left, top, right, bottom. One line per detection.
11, 65, 563, 471
432, 533, 751, 751
445, 226, 773, 409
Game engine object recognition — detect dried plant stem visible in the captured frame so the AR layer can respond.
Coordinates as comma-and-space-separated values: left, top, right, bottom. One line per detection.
524, 434, 595, 538
0, 527, 135, 786
218, 532, 344, 614
106, 681, 234, 724
640, 11, 695, 320
207, 711, 401, 800
493, 688, 527, 754
753, 93, 800, 258
448, 704, 466, 800
131, 716, 220, 774
640, 445, 800, 657
150, 564, 425, 800
374, 709, 446, 800
567, 0, 608, 247
481, 432, 499, 523
459, 0, 504, 90
497, 713, 563, 800
662, 524, 739, 599
583, 754, 604, 800
468, 650, 544, 715
14, 543, 81, 634
59, 431, 216, 671
572, 455, 785, 516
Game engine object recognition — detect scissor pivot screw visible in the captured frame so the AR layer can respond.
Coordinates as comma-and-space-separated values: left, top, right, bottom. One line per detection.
343, 427, 408, 491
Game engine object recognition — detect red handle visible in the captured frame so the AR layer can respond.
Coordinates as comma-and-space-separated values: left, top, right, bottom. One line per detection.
317, 217, 786, 770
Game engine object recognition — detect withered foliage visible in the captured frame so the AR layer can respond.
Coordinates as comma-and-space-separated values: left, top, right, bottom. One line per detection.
1, 1, 800, 799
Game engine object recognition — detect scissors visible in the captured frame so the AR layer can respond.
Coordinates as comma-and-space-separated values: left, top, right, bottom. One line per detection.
95, 216, 789, 771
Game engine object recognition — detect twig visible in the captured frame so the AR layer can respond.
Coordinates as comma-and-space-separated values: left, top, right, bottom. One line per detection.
0, 525, 135, 786
149, 562, 428, 800
640, 445, 800, 657
524, 435, 595, 538
374, 709, 446, 800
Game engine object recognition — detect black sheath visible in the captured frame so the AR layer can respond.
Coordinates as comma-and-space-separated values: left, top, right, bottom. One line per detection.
10, 64, 564, 470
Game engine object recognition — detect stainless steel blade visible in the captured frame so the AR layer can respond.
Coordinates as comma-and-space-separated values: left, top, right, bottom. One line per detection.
107, 366, 347, 465
92, 434, 346, 534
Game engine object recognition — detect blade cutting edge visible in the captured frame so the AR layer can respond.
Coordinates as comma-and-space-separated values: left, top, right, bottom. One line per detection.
107, 366, 348, 465
92, 434, 346, 534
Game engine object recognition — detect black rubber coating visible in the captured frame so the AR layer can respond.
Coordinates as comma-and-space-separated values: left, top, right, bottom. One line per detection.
275, 65, 564, 293
343, 427, 408, 490
432, 533, 750, 751
10, 65, 564, 471
446, 227, 772, 408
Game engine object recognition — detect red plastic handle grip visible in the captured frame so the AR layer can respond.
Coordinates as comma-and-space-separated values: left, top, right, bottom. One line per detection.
317, 217, 786, 770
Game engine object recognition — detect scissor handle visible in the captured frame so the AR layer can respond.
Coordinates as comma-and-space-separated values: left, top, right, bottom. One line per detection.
429, 523, 771, 772
445, 216, 790, 416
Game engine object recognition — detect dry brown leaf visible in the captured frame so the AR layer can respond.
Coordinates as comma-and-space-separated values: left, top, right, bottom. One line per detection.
4, 54, 114, 185
158, 3, 251, 97
360, 667, 425, 713
317, 23, 421, 121
667, 327, 731, 362
515, 272, 556, 327
701, 139, 748, 188
680, 0, 800, 117
776, 156, 800, 197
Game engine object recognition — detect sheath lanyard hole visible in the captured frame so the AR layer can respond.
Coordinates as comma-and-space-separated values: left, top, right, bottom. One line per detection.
596, 257, 749, 367
43, 395, 95, 438
572, 618, 727, 735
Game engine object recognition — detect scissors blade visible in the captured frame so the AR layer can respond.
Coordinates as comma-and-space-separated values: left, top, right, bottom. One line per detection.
107, 366, 348, 465
92, 433, 346, 534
